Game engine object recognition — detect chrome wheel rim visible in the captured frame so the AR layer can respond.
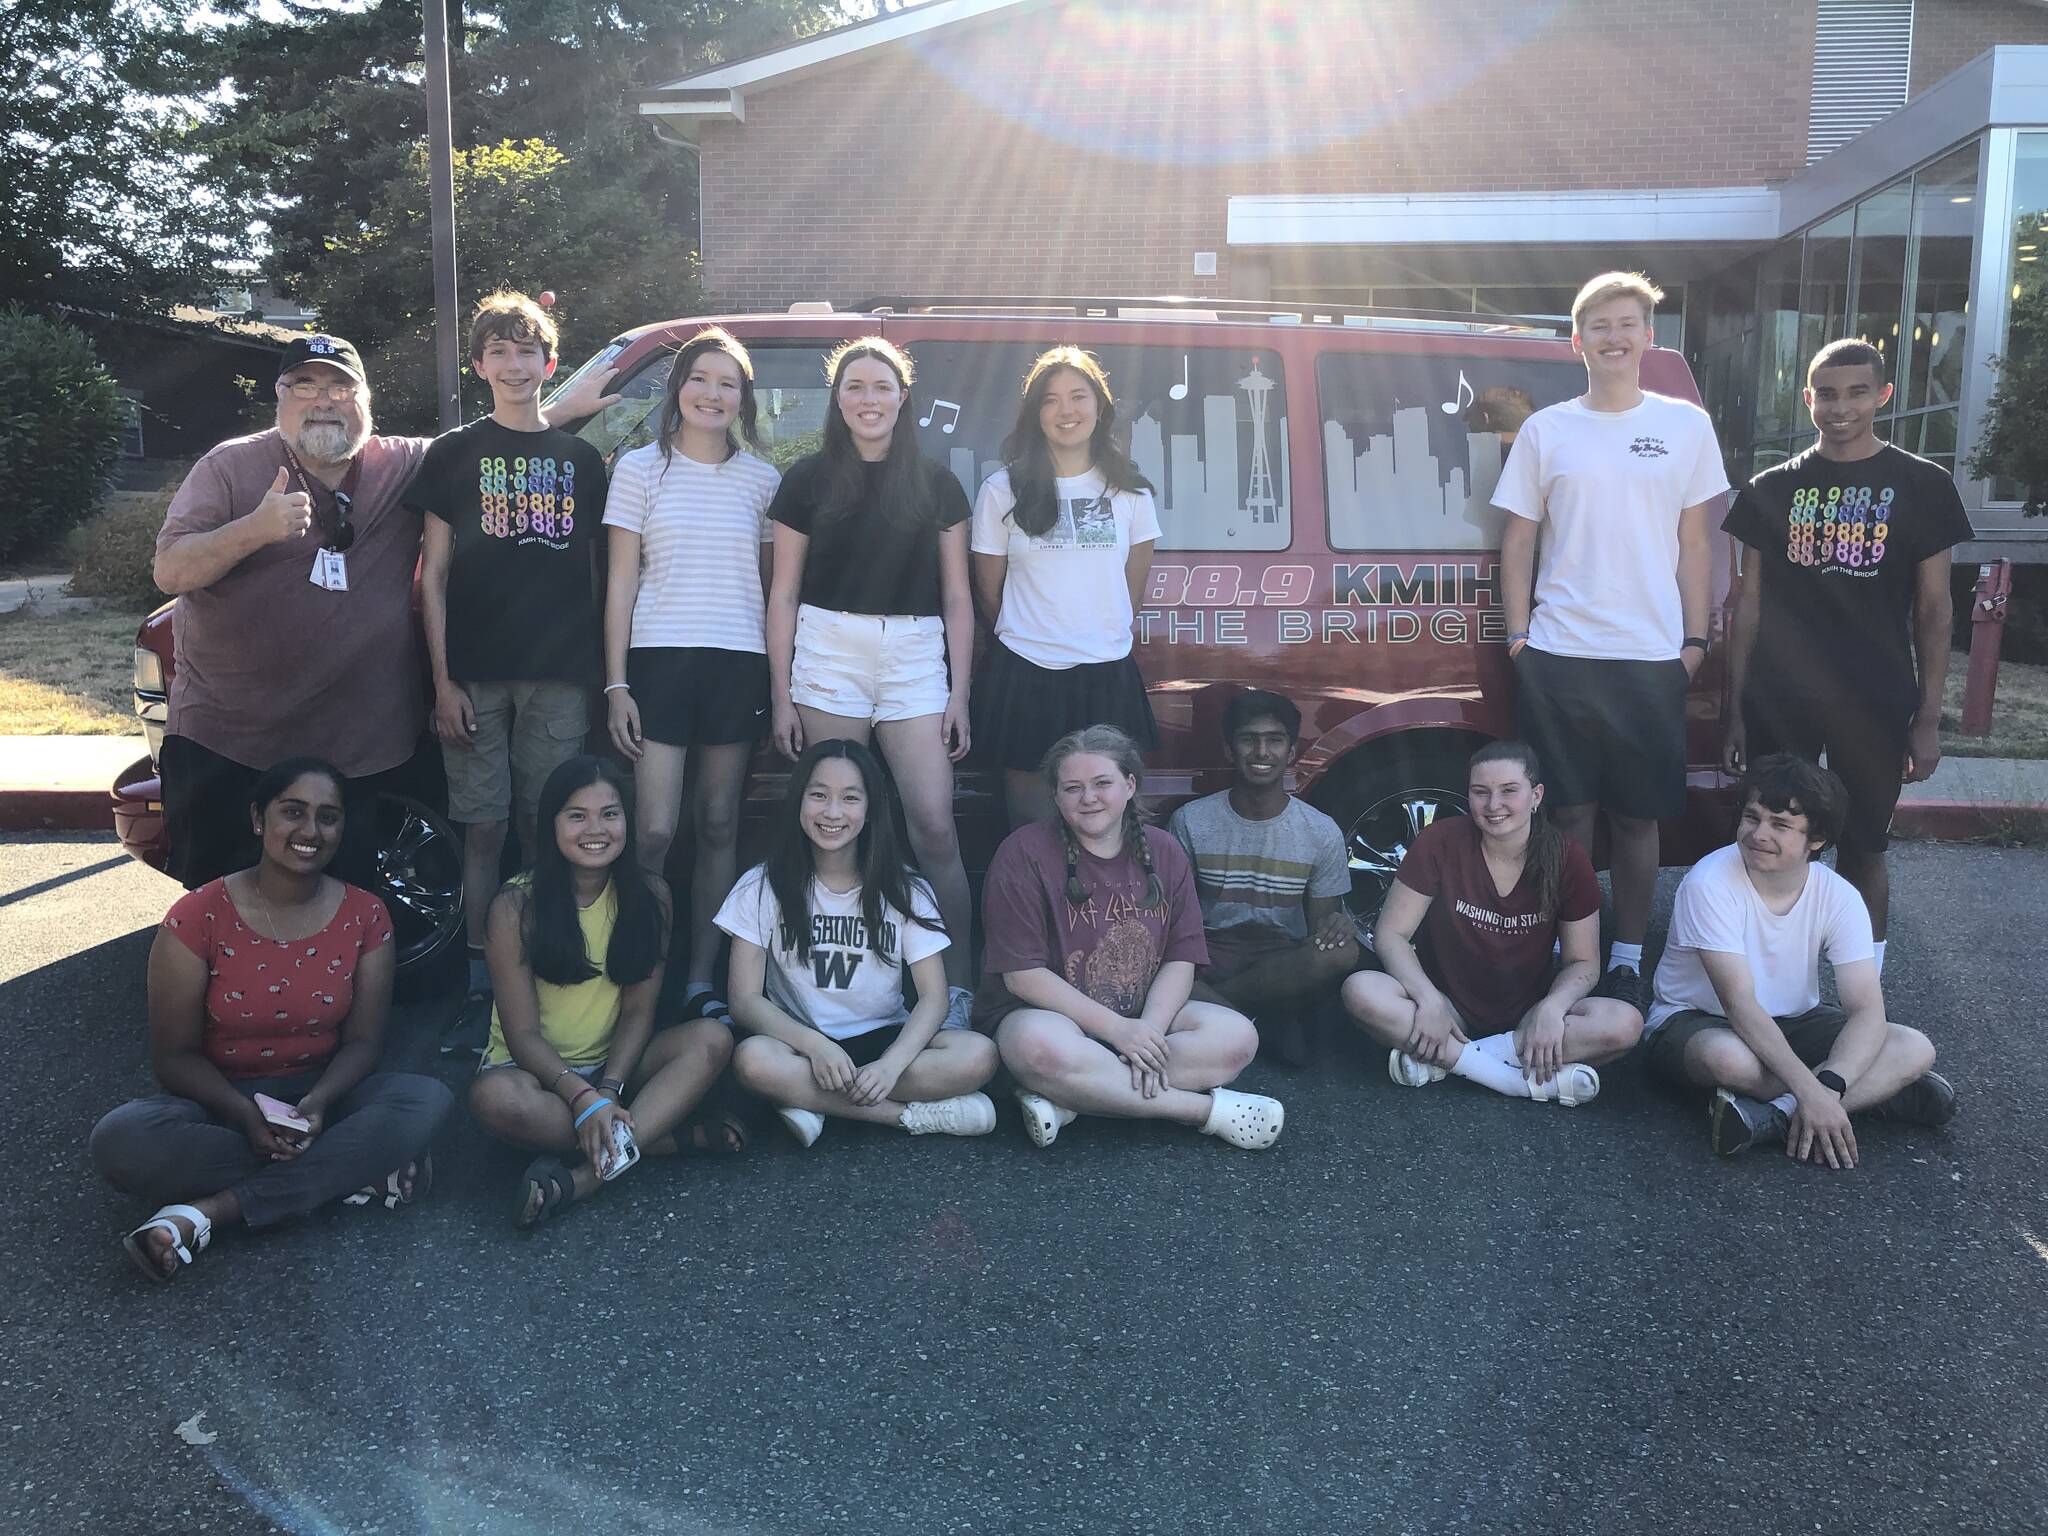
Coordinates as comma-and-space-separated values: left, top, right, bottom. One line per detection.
369, 795, 464, 969
1345, 785, 1468, 933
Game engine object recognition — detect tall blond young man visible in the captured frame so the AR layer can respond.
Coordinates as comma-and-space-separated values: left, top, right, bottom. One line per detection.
1492, 272, 1730, 1002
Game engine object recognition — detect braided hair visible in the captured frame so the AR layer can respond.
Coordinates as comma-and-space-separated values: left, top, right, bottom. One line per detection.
1041, 724, 1162, 911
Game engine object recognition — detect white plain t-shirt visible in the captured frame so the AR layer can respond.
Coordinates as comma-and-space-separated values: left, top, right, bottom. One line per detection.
1646, 844, 1875, 1035
713, 864, 949, 1040
603, 442, 779, 653
970, 466, 1161, 669
1491, 393, 1729, 661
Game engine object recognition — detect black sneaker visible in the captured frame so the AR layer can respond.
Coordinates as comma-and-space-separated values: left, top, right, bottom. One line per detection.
1590, 965, 1642, 1007
1709, 1088, 1790, 1156
1867, 1071, 1958, 1130
438, 990, 492, 1056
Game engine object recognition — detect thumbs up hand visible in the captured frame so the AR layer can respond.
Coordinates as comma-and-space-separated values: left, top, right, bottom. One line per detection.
257, 465, 315, 544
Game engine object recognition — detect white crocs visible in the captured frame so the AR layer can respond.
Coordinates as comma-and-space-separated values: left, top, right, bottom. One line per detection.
1014, 1088, 1077, 1147
1388, 1049, 1447, 1088
1528, 1063, 1601, 1107
1200, 1088, 1285, 1148
778, 1107, 826, 1147
901, 1092, 997, 1137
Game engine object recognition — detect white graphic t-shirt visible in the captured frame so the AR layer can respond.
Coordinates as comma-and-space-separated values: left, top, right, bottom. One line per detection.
714, 865, 949, 1040
971, 466, 1161, 669
1491, 392, 1729, 661
1647, 844, 1875, 1035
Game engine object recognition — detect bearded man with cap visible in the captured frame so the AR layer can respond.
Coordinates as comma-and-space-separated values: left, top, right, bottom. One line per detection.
151, 333, 616, 888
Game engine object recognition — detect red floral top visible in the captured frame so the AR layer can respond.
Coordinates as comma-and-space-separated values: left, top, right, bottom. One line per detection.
159, 879, 393, 1078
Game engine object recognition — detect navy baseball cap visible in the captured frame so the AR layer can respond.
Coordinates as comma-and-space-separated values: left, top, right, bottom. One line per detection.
276, 334, 366, 385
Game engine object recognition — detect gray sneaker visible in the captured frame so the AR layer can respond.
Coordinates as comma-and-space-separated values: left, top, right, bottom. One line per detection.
1709, 1088, 1790, 1157
1868, 1071, 1958, 1130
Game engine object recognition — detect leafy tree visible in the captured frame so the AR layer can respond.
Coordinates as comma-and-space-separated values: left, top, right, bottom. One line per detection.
1966, 280, 2048, 516
1, 0, 237, 311
299, 137, 691, 432
0, 310, 129, 560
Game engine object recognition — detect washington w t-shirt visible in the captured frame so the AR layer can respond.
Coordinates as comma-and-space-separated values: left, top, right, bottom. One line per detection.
714, 865, 949, 1040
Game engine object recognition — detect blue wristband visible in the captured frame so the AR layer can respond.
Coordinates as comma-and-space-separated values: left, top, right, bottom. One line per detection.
572, 1097, 614, 1129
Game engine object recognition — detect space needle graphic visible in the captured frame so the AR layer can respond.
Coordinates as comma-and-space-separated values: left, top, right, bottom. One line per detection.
1240, 360, 1277, 525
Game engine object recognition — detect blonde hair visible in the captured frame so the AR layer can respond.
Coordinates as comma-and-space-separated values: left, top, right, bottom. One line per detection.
1571, 271, 1662, 331
1041, 724, 1161, 910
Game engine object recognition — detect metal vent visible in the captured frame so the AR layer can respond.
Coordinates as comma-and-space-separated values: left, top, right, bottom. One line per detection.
1809, 0, 1914, 163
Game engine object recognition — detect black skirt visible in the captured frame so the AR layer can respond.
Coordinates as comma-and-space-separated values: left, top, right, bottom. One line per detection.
972, 641, 1158, 772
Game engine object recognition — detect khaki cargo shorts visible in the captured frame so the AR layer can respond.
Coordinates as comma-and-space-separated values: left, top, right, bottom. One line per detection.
443, 680, 589, 826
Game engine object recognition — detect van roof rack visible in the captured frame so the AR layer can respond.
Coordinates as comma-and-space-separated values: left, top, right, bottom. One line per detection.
847, 295, 1570, 337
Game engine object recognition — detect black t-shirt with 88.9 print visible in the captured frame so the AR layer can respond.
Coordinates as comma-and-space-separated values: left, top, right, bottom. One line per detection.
1722, 442, 1972, 708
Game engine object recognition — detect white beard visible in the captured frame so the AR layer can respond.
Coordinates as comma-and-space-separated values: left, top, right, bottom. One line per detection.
285, 412, 372, 464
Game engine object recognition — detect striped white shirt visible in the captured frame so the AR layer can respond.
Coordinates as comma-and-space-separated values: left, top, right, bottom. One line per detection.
604, 442, 780, 653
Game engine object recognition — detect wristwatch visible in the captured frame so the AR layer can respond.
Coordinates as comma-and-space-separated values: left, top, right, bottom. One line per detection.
1681, 635, 1711, 655
1815, 1068, 1847, 1097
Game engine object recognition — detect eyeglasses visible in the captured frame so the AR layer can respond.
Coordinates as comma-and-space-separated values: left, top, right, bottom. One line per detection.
322, 489, 356, 552
285, 380, 362, 402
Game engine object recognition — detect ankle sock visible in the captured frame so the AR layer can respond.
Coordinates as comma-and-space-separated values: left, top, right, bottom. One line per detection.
683, 980, 714, 1004
1608, 942, 1643, 974
1770, 1092, 1798, 1117
466, 950, 490, 996
1448, 1034, 1531, 1098
1873, 940, 1887, 976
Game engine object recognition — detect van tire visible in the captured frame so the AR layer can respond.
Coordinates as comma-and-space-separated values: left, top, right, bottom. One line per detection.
358, 791, 467, 984
1313, 736, 1480, 941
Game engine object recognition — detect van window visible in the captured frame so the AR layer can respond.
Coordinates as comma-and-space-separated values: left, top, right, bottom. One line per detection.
572, 341, 839, 466
908, 342, 1291, 552
1318, 351, 1582, 551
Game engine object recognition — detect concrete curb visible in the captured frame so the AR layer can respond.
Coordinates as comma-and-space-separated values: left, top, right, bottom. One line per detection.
0, 788, 117, 834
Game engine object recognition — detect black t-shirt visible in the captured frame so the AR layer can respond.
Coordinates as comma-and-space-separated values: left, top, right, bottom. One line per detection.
1723, 443, 1972, 704
406, 417, 609, 683
768, 452, 970, 616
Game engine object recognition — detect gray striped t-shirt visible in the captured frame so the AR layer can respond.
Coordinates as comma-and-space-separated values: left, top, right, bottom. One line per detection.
604, 442, 780, 652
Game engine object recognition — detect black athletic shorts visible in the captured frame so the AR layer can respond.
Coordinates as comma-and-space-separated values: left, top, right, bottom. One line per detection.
1643, 1004, 1849, 1092
1744, 689, 1911, 855
625, 647, 770, 748
1512, 647, 1688, 820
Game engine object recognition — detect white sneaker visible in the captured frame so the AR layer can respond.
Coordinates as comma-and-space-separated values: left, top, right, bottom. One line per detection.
942, 986, 974, 1032
777, 1107, 825, 1147
1014, 1088, 1077, 1147
901, 1092, 997, 1137
1388, 1049, 1447, 1088
1527, 1064, 1601, 1107
1200, 1088, 1285, 1149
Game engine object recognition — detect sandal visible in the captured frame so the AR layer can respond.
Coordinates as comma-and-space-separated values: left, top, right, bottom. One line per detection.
514, 1155, 579, 1229
122, 1204, 213, 1284
1014, 1089, 1076, 1148
342, 1154, 435, 1210
1200, 1088, 1285, 1149
683, 1112, 750, 1155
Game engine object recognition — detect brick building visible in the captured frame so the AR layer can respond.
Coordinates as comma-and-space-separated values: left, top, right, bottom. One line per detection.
640, 0, 2048, 553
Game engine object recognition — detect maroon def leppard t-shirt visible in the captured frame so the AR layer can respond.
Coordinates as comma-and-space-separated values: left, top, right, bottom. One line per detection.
1394, 815, 1600, 1032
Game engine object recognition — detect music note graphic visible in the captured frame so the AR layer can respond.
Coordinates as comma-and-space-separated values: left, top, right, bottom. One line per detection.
919, 399, 961, 433
1168, 356, 1190, 401
1441, 370, 1474, 416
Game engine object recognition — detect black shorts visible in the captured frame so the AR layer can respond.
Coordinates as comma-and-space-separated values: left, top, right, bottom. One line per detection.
971, 640, 1158, 773
160, 733, 447, 890
1512, 647, 1688, 820
1643, 1003, 1848, 1091
1744, 689, 1910, 855
625, 647, 770, 748
840, 1023, 906, 1067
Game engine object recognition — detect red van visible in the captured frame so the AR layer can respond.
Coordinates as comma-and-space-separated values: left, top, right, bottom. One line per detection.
114, 296, 1735, 975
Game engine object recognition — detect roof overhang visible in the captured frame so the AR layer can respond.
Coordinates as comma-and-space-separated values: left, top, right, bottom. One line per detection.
1228, 188, 1783, 250
637, 0, 1040, 140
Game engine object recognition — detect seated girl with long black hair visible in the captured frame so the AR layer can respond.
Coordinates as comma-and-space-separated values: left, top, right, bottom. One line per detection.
720, 738, 998, 1146
468, 755, 735, 1227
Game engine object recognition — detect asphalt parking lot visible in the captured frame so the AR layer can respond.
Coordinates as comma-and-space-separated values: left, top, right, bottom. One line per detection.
2, 830, 2045, 1535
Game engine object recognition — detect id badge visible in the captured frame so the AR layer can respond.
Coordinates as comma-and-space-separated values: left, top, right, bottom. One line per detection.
308, 547, 331, 589
322, 550, 349, 591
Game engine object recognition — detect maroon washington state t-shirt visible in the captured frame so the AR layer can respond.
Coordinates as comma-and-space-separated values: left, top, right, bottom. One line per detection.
1394, 816, 1599, 1031
976, 821, 1208, 1027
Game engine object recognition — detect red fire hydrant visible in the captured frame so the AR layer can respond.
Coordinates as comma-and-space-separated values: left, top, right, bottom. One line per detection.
1959, 559, 2013, 737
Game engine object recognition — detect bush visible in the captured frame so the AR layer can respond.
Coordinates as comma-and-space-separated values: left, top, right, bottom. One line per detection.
67, 480, 176, 614
0, 308, 128, 561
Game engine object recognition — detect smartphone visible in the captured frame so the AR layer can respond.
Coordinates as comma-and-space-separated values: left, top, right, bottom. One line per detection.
253, 1092, 312, 1134
599, 1118, 641, 1182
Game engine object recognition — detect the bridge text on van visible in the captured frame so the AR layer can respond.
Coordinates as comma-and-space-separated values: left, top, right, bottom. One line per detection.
1137, 562, 1509, 646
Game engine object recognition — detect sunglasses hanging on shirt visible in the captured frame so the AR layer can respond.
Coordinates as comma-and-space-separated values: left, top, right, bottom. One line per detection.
284, 448, 361, 590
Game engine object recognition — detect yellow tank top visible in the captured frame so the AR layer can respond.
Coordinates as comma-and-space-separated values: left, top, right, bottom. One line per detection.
483, 876, 622, 1069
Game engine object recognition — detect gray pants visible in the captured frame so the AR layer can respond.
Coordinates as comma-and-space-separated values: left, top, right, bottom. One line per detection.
90, 1070, 452, 1229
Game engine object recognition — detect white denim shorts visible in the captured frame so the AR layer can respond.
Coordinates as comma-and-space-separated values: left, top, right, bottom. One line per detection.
791, 604, 948, 723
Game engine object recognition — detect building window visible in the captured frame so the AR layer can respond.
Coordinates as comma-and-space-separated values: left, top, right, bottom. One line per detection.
118, 388, 145, 459
1903, 144, 1977, 416
1808, 0, 1914, 163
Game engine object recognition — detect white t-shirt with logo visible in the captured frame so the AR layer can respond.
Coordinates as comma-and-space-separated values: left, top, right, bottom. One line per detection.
603, 442, 780, 653
971, 467, 1161, 669
1646, 844, 1875, 1035
713, 864, 949, 1040
1491, 393, 1729, 661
